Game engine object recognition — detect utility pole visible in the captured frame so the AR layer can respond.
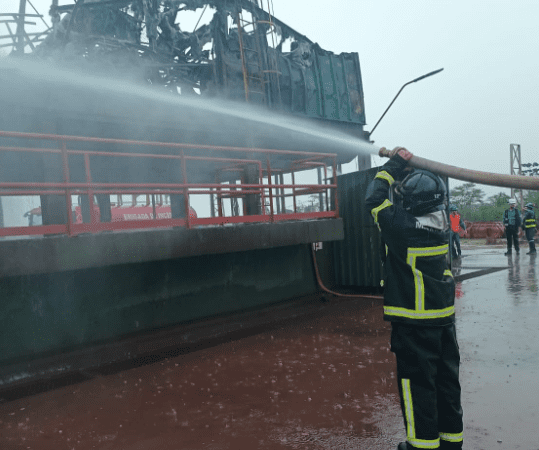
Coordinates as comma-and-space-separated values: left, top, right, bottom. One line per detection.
510, 143, 523, 210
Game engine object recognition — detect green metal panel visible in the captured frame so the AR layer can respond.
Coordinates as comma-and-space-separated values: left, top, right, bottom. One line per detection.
316, 52, 339, 120
281, 47, 366, 125
332, 168, 384, 288
310, 49, 366, 125
0, 244, 317, 371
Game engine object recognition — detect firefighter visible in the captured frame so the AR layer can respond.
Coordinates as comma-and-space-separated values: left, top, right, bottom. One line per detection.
365, 147, 462, 450
522, 202, 537, 254
449, 205, 466, 259
503, 198, 521, 256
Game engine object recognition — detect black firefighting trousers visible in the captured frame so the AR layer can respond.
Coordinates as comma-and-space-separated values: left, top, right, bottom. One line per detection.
390, 323, 463, 449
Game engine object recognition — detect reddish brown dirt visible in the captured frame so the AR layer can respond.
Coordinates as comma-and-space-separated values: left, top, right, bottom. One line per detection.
0, 300, 403, 450
2, 246, 539, 450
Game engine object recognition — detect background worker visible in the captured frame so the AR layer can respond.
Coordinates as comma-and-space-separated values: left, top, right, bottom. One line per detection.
503, 198, 521, 256
365, 147, 463, 450
522, 202, 537, 254
449, 205, 466, 259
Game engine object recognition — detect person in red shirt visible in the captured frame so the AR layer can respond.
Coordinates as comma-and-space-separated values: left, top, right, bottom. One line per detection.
449, 205, 466, 258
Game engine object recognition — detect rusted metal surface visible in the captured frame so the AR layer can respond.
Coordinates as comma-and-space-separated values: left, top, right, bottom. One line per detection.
463, 221, 505, 239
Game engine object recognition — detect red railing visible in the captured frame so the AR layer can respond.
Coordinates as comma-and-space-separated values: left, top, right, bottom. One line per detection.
0, 131, 339, 237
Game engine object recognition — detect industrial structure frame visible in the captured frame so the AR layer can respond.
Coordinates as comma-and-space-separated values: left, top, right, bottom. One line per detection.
510, 143, 523, 209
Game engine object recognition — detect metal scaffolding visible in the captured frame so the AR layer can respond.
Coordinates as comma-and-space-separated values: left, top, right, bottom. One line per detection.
510, 143, 523, 209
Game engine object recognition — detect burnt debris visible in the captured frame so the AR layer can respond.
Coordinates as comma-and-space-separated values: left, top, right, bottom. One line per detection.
4, 0, 366, 129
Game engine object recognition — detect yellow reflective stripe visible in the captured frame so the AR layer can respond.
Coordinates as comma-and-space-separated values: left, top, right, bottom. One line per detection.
371, 199, 392, 223
408, 252, 425, 310
408, 437, 441, 449
402, 379, 416, 440
401, 381, 441, 448
408, 245, 449, 257
407, 245, 449, 311
375, 170, 395, 185
444, 269, 453, 278
525, 218, 536, 228
384, 305, 455, 320
440, 431, 463, 443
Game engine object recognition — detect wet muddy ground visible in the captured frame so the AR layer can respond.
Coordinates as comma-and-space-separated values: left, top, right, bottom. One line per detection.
1, 245, 538, 450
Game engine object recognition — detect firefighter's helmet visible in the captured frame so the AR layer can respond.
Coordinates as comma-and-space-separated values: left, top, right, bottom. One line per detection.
393, 169, 447, 216
525, 202, 534, 210
450, 204, 458, 212
509, 198, 517, 205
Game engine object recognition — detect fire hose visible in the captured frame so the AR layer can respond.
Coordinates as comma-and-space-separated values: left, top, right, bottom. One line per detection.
378, 148, 539, 190
311, 246, 383, 300
312, 147, 539, 300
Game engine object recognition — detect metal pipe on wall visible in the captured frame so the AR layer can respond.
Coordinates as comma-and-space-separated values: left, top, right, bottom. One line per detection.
378, 148, 539, 191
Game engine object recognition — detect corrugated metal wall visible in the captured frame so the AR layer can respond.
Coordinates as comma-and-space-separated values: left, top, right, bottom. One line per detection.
332, 167, 383, 288
279, 48, 366, 126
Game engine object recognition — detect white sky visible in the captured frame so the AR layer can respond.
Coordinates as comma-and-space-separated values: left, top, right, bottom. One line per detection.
2, 0, 538, 200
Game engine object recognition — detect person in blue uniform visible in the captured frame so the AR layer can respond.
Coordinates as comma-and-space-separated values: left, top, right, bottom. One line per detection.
522, 202, 537, 254
503, 198, 521, 256
365, 147, 463, 450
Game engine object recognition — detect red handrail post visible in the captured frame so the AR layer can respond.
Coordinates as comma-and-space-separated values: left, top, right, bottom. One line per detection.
258, 162, 265, 216
216, 172, 223, 220
291, 171, 297, 213
241, 175, 246, 216
84, 153, 97, 225
333, 156, 339, 218
266, 158, 274, 222
323, 164, 329, 213
181, 149, 190, 229
60, 140, 73, 236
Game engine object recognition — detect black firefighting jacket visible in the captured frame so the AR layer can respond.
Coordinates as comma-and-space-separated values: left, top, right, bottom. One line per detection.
522, 209, 537, 229
365, 155, 456, 326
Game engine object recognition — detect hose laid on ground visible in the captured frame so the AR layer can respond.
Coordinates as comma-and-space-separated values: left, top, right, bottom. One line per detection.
378, 148, 539, 190
310, 246, 383, 300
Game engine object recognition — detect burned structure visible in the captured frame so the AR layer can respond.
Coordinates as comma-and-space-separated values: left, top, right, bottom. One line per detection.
6, 0, 366, 135
0, 1, 379, 389
1, 0, 370, 226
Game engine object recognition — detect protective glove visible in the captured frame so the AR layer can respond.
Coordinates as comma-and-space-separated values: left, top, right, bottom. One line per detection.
387, 146, 413, 161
